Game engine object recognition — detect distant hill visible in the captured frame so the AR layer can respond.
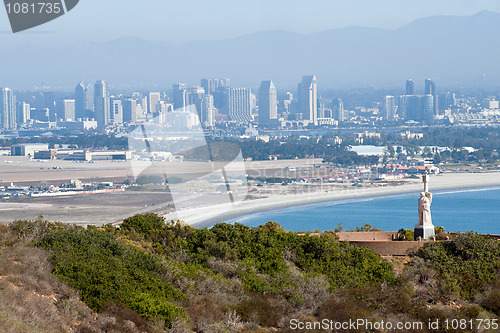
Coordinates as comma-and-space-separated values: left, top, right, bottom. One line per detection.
2, 11, 500, 89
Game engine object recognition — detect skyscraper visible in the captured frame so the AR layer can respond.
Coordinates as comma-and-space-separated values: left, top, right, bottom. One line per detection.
123, 98, 137, 123
187, 86, 206, 122
201, 94, 216, 127
226, 88, 252, 122
149, 92, 161, 114
297, 75, 318, 125
423, 95, 434, 123
425, 79, 438, 115
406, 79, 415, 95
75, 81, 94, 120
16, 101, 30, 125
424, 79, 436, 96
1, 88, 16, 130
56, 99, 76, 121
383, 96, 396, 122
201, 79, 217, 95
332, 98, 344, 124
438, 92, 456, 112
403, 95, 434, 123
172, 84, 187, 111
403, 95, 422, 121
258, 80, 278, 125
94, 80, 110, 126
110, 97, 123, 124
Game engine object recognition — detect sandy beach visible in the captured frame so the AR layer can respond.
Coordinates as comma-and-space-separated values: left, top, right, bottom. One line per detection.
1, 154, 500, 227
166, 172, 500, 228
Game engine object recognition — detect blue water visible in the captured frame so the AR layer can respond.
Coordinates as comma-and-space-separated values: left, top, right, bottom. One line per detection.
230, 187, 500, 234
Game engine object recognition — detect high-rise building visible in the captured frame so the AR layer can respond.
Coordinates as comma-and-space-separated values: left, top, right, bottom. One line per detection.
75, 81, 94, 120
201, 94, 216, 127
141, 97, 148, 115
123, 98, 137, 123
110, 97, 123, 124
297, 75, 318, 125
94, 80, 110, 126
201, 78, 230, 96
403, 95, 434, 123
406, 79, 415, 95
258, 80, 278, 125
1, 88, 16, 130
172, 84, 188, 111
201, 79, 217, 95
56, 99, 76, 121
187, 86, 205, 122
403, 95, 421, 121
438, 92, 456, 112
16, 101, 30, 125
423, 95, 434, 122
202, 78, 230, 110
332, 98, 344, 124
425, 79, 438, 115
383, 96, 396, 122
317, 99, 331, 119
424, 79, 436, 95
149, 92, 161, 114
282, 92, 294, 115
226, 88, 252, 122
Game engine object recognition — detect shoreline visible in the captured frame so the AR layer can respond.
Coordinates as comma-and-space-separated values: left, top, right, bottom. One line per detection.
165, 172, 500, 228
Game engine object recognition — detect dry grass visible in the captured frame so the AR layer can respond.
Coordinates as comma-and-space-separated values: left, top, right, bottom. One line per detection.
0, 244, 167, 333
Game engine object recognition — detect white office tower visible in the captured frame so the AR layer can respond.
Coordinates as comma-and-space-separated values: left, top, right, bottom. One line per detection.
297, 75, 318, 125
56, 99, 76, 121
94, 80, 110, 126
149, 92, 161, 114
258, 80, 278, 126
110, 97, 123, 124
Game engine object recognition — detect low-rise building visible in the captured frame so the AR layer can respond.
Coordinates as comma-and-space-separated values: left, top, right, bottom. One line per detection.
11, 144, 49, 156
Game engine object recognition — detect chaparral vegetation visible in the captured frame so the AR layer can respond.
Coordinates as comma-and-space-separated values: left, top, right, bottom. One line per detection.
0, 214, 499, 332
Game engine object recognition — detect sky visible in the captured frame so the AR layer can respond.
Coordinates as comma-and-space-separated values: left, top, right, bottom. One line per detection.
1, 0, 500, 43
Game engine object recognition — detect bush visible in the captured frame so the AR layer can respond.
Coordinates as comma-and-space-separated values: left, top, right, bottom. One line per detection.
36, 227, 187, 328
414, 233, 500, 300
184, 222, 395, 295
121, 214, 166, 236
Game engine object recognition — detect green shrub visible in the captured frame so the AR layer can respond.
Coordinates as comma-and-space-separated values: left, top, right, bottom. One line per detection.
36, 228, 187, 328
121, 214, 166, 236
184, 223, 395, 295
415, 233, 500, 300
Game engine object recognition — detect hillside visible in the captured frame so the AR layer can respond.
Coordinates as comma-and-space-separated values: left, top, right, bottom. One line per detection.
2, 11, 500, 88
0, 215, 499, 332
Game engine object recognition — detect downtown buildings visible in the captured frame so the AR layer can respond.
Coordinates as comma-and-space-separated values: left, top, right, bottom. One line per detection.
2, 75, 484, 134
399, 78, 437, 123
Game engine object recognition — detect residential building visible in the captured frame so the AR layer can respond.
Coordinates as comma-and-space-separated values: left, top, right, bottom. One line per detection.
1, 88, 16, 130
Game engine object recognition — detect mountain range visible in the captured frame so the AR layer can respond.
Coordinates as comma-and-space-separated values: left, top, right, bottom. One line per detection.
2, 11, 500, 90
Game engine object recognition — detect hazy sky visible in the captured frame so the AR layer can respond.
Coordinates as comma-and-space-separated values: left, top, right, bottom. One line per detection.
1, 0, 500, 43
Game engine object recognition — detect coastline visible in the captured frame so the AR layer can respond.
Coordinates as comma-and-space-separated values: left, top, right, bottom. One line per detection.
165, 172, 500, 228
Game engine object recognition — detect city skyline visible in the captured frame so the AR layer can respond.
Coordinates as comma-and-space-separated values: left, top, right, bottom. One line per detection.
1, 75, 499, 131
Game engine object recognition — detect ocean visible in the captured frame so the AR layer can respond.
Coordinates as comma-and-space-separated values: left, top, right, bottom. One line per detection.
229, 187, 500, 234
